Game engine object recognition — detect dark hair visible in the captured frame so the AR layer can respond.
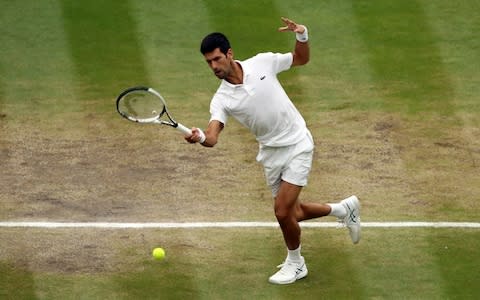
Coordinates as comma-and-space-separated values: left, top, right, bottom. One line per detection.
200, 32, 231, 55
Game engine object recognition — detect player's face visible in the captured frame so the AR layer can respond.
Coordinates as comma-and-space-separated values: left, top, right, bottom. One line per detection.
204, 48, 233, 80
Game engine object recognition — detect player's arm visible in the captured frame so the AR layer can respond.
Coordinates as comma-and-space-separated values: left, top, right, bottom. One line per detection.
200, 120, 224, 147
278, 17, 310, 66
185, 120, 224, 147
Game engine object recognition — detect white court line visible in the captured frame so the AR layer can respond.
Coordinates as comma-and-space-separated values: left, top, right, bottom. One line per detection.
0, 222, 479, 229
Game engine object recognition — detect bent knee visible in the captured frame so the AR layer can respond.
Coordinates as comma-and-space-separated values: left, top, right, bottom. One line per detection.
274, 205, 295, 223
275, 203, 305, 223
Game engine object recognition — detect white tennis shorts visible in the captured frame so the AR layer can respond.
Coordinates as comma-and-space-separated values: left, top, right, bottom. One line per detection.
256, 131, 314, 197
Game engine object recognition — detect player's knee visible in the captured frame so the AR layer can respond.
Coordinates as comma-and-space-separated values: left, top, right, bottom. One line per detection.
274, 205, 293, 223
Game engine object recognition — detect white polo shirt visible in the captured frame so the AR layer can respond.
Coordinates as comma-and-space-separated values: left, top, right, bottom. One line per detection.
209, 52, 308, 147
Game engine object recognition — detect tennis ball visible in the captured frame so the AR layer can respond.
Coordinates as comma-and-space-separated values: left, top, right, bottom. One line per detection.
152, 247, 165, 260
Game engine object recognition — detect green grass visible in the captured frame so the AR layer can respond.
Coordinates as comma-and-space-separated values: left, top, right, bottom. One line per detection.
1, 228, 479, 299
0, 0, 479, 299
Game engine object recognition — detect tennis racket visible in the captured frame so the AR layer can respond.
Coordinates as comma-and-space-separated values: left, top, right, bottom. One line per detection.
116, 86, 192, 136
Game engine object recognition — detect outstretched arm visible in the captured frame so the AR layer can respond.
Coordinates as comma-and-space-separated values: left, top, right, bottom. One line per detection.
278, 17, 310, 66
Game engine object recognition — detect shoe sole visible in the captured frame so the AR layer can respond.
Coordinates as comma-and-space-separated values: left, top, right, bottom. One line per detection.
268, 269, 308, 285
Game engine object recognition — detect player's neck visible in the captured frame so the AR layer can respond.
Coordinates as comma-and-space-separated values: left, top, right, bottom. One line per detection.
225, 61, 243, 85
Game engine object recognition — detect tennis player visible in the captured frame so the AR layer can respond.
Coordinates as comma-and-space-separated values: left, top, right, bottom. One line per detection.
186, 17, 361, 285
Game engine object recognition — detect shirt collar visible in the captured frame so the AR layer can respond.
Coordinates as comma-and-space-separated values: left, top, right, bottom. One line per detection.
221, 60, 250, 88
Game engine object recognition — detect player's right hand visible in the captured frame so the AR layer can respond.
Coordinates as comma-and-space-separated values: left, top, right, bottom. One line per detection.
185, 127, 205, 144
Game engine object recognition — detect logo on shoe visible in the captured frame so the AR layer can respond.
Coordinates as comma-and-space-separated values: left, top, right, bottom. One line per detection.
296, 264, 305, 275
346, 203, 358, 223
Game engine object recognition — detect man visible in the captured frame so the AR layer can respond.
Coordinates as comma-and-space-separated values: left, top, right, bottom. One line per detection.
186, 17, 360, 285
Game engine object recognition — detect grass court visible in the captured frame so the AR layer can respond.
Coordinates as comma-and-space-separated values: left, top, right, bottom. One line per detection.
1, 0, 479, 299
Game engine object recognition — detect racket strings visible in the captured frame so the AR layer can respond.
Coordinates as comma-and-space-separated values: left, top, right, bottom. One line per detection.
118, 92, 165, 121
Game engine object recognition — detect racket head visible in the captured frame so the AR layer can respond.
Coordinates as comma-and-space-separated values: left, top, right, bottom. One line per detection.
116, 86, 167, 123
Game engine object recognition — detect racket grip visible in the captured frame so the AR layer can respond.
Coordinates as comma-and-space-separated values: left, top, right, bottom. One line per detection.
176, 123, 192, 136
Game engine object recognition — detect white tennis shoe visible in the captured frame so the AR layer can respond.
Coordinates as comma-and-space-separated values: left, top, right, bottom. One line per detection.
340, 195, 361, 244
268, 257, 308, 285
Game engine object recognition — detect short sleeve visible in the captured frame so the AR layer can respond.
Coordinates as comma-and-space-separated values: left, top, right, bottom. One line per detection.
209, 95, 228, 125
272, 52, 293, 74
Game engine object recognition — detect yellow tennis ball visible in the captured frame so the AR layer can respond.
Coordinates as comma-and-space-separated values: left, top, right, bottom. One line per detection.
152, 247, 165, 260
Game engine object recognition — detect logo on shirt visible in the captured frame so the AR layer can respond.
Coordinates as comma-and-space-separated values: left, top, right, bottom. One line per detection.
260, 75, 266, 80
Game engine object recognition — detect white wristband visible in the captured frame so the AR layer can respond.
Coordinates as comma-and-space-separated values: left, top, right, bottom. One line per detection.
198, 129, 206, 144
296, 26, 308, 43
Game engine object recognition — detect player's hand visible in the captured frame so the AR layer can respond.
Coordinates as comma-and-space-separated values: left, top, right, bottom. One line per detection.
185, 127, 205, 144
278, 17, 306, 34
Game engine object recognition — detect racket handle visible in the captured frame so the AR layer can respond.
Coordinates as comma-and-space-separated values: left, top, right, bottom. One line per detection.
176, 123, 192, 136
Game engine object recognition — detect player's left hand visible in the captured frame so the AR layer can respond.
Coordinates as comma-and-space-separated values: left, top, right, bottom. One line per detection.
278, 17, 306, 34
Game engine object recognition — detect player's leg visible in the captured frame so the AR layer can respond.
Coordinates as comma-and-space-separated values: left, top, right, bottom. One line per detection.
268, 133, 315, 284
269, 180, 308, 285
295, 200, 332, 221
295, 196, 361, 244
280, 133, 360, 243
274, 180, 302, 250
273, 181, 340, 246
274, 182, 359, 252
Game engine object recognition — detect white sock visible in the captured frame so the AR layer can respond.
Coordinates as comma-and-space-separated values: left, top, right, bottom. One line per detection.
328, 203, 347, 218
287, 245, 302, 262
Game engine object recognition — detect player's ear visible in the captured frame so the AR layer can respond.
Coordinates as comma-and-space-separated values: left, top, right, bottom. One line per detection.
226, 48, 233, 59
